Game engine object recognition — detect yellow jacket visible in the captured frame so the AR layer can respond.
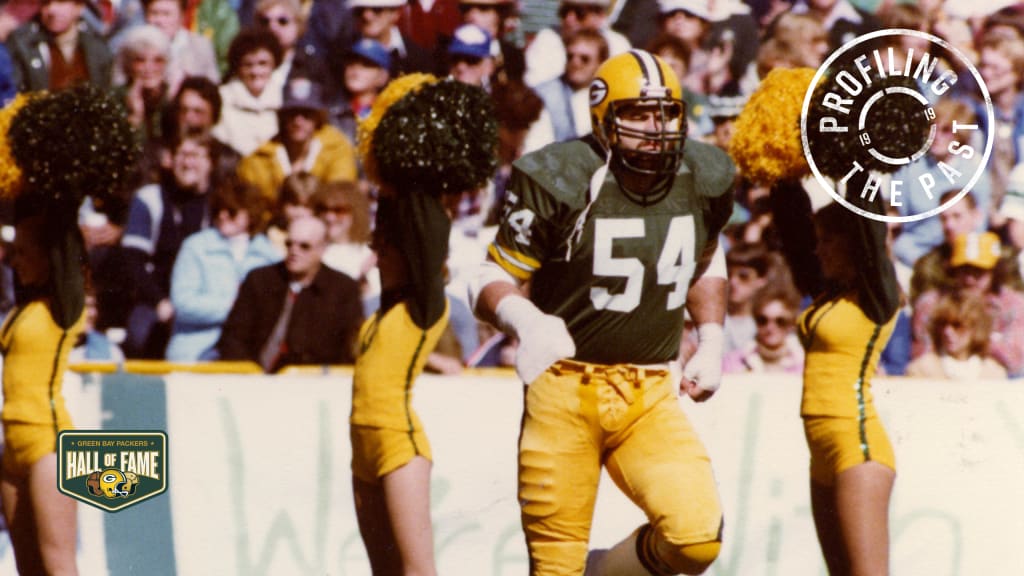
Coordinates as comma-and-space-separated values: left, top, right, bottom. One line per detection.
236, 124, 358, 207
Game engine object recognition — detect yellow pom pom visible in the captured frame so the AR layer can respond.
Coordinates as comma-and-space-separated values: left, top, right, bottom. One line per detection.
357, 73, 438, 186
0, 93, 35, 200
729, 67, 817, 187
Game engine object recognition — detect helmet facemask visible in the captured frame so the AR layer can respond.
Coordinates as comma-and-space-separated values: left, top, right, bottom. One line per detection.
607, 98, 686, 172
601, 96, 687, 202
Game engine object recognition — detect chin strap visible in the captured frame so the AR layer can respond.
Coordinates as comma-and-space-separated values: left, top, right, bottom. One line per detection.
566, 149, 612, 261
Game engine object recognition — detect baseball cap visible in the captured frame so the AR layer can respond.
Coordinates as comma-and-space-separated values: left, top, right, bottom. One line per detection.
347, 38, 391, 69
951, 231, 1001, 270
1001, 163, 1024, 222
281, 77, 327, 113
349, 0, 405, 8
657, 0, 714, 20
448, 24, 493, 60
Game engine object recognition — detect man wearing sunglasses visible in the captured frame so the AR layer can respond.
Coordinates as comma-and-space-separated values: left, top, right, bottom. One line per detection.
218, 215, 363, 372
350, 0, 433, 76
534, 28, 608, 142
238, 0, 351, 74
452, 0, 523, 83
445, 22, 494, 88
251, 0, 329, 90
522, 0, 629, 87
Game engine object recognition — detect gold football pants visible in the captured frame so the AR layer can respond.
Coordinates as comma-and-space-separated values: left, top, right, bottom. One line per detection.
518, 360, 723, 575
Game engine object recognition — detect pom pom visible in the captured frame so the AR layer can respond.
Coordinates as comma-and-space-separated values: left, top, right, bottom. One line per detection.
729, 67, 816, 187
358, 73, 437, 186
370, 79, 498, 195
0, 94, 33, 200
8, 85, 141, 215
359, 75, 498, 196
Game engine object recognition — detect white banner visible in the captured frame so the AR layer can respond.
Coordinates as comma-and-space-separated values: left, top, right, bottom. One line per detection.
2, 372, 1022, 575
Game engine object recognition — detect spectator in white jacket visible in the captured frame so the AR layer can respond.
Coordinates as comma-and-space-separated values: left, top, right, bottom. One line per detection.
212, 29, 285, 156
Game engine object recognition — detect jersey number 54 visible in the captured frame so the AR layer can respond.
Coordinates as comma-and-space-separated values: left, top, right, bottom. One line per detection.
591, 216, 696, 313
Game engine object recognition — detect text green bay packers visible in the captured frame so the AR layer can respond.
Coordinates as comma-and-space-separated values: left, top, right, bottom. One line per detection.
64, 446, 161, 480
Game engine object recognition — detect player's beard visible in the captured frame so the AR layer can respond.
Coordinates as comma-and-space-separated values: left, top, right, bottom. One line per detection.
612, 157, 675, 205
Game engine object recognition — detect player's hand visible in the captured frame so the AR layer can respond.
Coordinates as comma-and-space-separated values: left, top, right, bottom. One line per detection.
514, 313, 575, 384
679, 375, 715, 402
681, 324, 724, 401
494, 294, 576, 384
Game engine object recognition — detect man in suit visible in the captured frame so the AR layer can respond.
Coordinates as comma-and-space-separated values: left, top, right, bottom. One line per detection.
7, 0, 112, 91
217, 215, 363, 371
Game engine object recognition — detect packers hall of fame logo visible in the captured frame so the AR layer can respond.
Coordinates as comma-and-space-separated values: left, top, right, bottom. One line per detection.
58, 431, 167, 512
801, 28, 994, 223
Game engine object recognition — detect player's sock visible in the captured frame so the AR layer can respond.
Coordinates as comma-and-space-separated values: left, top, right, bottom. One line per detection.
583, 529, 655, 576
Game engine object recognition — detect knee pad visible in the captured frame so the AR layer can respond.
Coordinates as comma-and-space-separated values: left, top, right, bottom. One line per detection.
637, 524, 722, 575
666, 540, 721, 575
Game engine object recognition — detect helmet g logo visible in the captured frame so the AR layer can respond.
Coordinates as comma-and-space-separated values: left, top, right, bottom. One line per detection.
88, 468, 139, 499
100, 469, 128, 498
589, 79, 608, 108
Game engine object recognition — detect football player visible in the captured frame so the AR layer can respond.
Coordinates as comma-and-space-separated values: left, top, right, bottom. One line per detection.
471, 49, 734, 575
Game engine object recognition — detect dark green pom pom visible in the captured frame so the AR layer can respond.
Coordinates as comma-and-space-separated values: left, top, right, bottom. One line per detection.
371, 79, 498, 195
9, 85, 141, 213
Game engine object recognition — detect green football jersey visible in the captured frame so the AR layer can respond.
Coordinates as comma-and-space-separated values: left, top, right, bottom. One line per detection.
489, 137, 734, 364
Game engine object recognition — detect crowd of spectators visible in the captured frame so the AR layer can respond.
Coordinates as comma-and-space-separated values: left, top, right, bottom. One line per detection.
0, 0, 1020, 379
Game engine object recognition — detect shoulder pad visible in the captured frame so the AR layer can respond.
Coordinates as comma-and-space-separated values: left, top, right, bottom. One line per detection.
682, 139, 736, 199
512, 139, 603, 206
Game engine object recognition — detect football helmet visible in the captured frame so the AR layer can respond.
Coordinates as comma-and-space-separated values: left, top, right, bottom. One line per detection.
87, 470, 102, 496
122, 472, 140, 496
590, 50, 687, 196
99, 468, 130, 498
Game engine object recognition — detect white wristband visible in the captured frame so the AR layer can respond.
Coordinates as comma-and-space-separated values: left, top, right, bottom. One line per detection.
683, 323, 725, 393
696, 323, 724, 346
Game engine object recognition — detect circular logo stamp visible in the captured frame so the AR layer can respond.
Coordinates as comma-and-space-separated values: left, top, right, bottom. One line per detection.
800, 28, 993, 223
